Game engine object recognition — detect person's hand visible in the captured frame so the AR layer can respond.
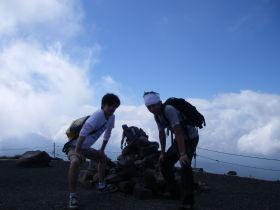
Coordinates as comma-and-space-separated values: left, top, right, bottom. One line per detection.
158, 152, 165, 164
97, 150, 106, 158
179, 154, 190, 167
75, 151, 85, 162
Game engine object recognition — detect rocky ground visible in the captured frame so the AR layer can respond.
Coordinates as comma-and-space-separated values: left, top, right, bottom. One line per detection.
0, 159, 279, 210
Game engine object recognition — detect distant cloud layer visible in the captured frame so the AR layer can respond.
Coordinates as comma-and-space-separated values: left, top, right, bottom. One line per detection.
190, 90, 280, 156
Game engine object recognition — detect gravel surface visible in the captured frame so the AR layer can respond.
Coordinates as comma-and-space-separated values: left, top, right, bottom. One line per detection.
0, 160, 279, 210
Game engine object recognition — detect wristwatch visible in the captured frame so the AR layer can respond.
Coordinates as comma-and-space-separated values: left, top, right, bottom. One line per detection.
179, 152, 186, 156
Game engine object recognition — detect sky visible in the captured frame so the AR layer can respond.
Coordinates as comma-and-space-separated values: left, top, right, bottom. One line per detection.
0, 0, 279, 180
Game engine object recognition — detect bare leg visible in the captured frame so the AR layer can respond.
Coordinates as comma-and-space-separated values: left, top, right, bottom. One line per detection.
98, 155, 106, 182
68, 158, 81, 193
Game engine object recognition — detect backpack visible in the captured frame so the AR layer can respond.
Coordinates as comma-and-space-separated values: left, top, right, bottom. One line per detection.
162, 97, 206, 129
65, 115, 90, 141
123, 126, 149, 142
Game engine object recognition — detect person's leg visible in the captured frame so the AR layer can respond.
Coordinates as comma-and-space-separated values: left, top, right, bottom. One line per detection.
160, 143, 180, 197
98, 153, 106, 183
83, 148, 107, 189
68, 148, 82, 193
67, 148, 81, 209
180, 137, 199, 207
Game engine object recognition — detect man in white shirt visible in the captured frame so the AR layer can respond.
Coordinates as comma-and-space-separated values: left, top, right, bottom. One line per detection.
66, 93, 120, 209
143, 91, 199, 210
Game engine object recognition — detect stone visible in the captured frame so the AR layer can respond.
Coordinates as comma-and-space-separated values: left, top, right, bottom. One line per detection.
91, 173, 99, 183
227, 171, 237, 176
142, 169, 157, 192
117, 164, 137, 179
193, 168, 204, 172
134, 158, 146, 166
105, 174, 123, 184
16, 150, 51, 167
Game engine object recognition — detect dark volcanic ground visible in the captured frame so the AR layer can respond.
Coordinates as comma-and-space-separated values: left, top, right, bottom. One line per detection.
0, 160, 279, 210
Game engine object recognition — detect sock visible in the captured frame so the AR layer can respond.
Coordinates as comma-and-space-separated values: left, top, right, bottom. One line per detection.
98, 182, 106, 189
70, 193, 77, 198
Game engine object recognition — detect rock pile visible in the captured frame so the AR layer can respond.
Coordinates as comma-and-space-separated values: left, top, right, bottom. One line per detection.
78, 136, 175, 199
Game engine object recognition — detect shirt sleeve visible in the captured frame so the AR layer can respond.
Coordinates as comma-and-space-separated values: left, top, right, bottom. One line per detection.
103, 115, 115, 141
79, 111, 102, 137
164, 105, 181, 129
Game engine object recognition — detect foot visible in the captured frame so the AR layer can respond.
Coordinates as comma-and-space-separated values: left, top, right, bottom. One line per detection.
98, 184, 118, 193
69, 196, 79, 209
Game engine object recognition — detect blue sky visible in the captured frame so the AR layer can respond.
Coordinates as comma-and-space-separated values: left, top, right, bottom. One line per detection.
0, 0, 279, 180
78, 0, 280, 103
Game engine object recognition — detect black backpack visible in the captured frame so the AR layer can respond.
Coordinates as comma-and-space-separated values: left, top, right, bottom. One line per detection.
162, 97, 206, 129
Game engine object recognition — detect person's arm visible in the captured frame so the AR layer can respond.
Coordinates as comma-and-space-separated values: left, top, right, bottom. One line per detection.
158, 129, 166, 163
159, 129, 166, 154
173, 124, 190, 166
75, 136, 86, 161
100, 124, 113, 155
100, 139, 108, 151
120, 133, 125, 149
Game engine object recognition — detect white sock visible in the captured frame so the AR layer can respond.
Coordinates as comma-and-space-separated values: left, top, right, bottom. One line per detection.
70, 193, 77, 198
98, 182, 106, 189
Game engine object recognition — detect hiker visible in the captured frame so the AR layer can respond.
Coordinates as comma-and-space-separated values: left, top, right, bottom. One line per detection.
64, 93, 120, 209
143, 91, 200, 210
120, 124, 149, 150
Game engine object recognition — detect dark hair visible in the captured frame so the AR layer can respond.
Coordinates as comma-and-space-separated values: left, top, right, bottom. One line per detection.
143, 91, 159, 97
101, 93, 120, 108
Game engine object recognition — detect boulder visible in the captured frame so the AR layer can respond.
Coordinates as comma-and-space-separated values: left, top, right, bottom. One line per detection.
105, 174, 123, 184
16, 150, 51, 167
142, 169, 158, 192
227, 171, 237, 176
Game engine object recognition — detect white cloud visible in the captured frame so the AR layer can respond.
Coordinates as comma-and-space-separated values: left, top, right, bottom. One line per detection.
0, 0, 82, 38
0, 40, 96, 142
102, 76, 119, 86
237, 119, 280, 155
196, 90, 280, 156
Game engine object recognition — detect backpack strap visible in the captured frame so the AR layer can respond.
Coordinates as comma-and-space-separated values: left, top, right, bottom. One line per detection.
89, 121, 107, 135
155, 104, 176, 145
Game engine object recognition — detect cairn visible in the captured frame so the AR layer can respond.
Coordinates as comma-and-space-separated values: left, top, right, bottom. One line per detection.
78, 125, 200, 199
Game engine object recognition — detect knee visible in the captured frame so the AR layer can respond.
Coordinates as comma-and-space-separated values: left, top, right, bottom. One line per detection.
70, 158, 81, 168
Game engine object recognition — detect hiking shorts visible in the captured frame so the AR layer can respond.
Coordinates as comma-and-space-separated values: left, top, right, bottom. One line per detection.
67, 147, 104, 162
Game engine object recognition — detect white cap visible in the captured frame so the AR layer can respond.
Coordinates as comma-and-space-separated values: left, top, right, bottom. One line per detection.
143, 92, 161, 106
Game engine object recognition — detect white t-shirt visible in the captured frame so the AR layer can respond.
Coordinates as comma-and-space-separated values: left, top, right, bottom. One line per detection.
70, 109, 115, 149
155, 105, 198, 140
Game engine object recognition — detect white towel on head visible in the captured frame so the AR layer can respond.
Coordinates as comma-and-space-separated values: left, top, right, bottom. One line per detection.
144, 93, 161, 106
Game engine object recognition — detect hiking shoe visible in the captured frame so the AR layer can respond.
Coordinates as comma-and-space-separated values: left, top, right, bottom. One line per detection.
69, 196, 79, 209
98, 184, 118, 193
